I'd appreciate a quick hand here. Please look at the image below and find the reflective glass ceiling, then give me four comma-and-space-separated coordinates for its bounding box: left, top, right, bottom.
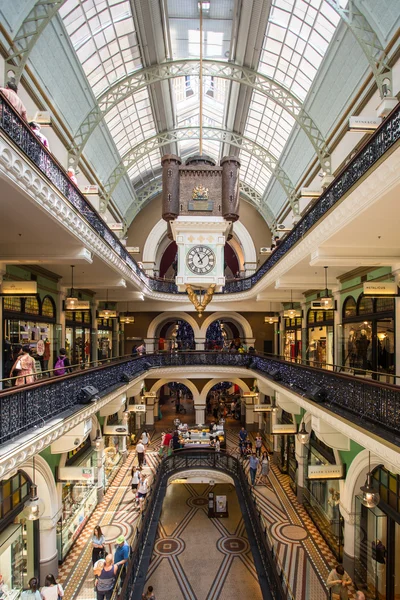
60, 0, 343, 221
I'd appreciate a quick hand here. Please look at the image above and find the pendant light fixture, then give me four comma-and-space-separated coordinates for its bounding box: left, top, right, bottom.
284, 290, 302, 318
264, 301, 279, 324
119, 302, 135, 324
65, 265, 78, 310
270, 397, 278, 413
94, 428, 102, 450
98, 289, 117, 318
360, 452, 380, 508
22, 456, 45, 521
297, 421, 310, 445
317, 266, 335, 310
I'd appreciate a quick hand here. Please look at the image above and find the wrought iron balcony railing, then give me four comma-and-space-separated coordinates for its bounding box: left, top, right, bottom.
2, 351, 400, 451
1, 94, 399, 295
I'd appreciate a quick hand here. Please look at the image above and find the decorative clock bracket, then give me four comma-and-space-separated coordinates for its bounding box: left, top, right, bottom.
185, 283, 216, 317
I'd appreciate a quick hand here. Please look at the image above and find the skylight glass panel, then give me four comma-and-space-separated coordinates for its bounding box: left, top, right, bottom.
105, 90, 156, 156
239, 150, 271, 195
244, 92, 295, 159
258, 0, 340, 101
128, 150, 161, 187
60, 0, 142, 97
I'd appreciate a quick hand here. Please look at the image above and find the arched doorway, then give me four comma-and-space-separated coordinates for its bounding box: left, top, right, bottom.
205, 320, 240, 350
150, 378, 199, 426
159, 320, 195, 351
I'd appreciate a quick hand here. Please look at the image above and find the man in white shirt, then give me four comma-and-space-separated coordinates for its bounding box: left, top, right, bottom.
136, 441, 145, 467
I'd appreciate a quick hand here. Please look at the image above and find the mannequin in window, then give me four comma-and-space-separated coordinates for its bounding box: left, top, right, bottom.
43, 337, 51, 373
356, 329, 369, 369
347, 328, 356, 367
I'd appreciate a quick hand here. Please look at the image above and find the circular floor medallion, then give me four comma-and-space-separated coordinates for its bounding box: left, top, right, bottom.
280, 524, 308, 542
154, 537, 185, 556
188, 497, 208, 507
217, 536, 250, 555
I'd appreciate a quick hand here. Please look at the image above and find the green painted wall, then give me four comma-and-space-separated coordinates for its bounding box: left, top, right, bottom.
40, 446, 61, 477
339, 440, 365, 470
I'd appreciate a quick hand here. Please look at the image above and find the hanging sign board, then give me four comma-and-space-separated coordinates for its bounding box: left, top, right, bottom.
128, 405, 146, 413
363, 282, 398, 296
254, 404, 273, 412
307, 464, 344, 480
272, 423, 297, 434
0, 281, 37, 296
58, 467, 95, 482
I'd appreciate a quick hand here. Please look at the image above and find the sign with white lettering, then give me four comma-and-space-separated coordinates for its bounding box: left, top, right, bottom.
272, 423, 297, 434
363, 282, 398, 296
308, 464, 344, 480
254, 404, 273, 412
128, 405, 146, 413
58, 467, 95, 481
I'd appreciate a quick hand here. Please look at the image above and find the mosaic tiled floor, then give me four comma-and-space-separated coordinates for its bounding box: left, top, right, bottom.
59, 423, 349, 600
146, 483, 263, 600
59, 437, 160, 600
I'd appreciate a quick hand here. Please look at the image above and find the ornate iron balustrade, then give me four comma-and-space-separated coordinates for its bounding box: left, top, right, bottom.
121, 449, 285, 600
2, 351, 400, 450
0, 94, 399, 296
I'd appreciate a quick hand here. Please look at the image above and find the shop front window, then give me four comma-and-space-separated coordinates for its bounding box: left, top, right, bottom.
0, 524, 24, 598
304, 435, 343, 559
340, 294, 394, 378
306, 310, 334, 369
283, 318, 302, 361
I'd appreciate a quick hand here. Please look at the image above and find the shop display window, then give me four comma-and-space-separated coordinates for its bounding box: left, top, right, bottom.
0, 524, 24, 600
304, 434, 343, 559
340, 294, 394, 378
355, 497, 387, 600
306, 310, 334, 369
283, 317, 302, 361
66, 311, 92, 365
57, 482, 97, 561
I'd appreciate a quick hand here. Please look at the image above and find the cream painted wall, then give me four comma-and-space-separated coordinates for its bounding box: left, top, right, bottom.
126, 196, 271, 266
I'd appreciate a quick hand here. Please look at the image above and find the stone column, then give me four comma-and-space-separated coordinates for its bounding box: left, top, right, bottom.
57, 285, 67, 348
144, 338, 155, 353
333, 289, 341, 368
145, 396, 155, 427
341, 508, 356, 580
153, 394, 159, 421
243, 262, 257, 276
395, 296, 400, 379
300, 302, 307, 362
95, 442, 105, 502
39, 518, 58, 580
0, 265, 6, 384
112, 319, 118, 358
195, 338, 205, 350
295, 440, 307, 503
119, 322, 125, 357
194, 404, 205, 425
91, 298, 99, 364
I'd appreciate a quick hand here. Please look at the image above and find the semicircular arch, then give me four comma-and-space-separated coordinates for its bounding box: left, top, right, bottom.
147, 312, 201, 340
149, 378, 200, 402
200, 378, 251, 402
200, 312, 253, 341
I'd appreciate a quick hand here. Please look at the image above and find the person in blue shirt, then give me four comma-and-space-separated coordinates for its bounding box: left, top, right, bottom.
248, 453, 259, 486
238, 427, 247, 455
114, 535, 130, 569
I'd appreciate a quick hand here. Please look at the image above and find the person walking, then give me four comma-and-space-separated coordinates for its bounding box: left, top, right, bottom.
136, 440, 145, 467
54, 348, 71, 376
114, 536, 130, 569
259, 451, 270, 485
326, 564, 352, 600
21, 578, 41, 600
142, 586, 156, 600
255, 433, 262, 457
95, 554, 118, 600
137, 474, 149, 512
29, 122, 50, 150
12, 345, 36, 386
141, 430, 149, 447
131, 466, 141, 497
215, 438, 220, 461
91, 526, 106, 565
40, 575, 64, 600
162, 430, 173, 456
249, 452, 259, 486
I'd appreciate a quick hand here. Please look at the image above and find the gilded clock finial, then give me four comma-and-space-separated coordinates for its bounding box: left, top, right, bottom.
185, 283, 216, 316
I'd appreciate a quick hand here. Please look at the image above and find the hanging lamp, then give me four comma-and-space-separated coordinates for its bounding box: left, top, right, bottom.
98, 289, 117, 318
284, 290, 301, 318
360, 452, 380, 508
318, 266, 335, 309
22, 456, 45, 521
65, 265, 79, 310
265, 301, 279, 324
297, 421, 310, 445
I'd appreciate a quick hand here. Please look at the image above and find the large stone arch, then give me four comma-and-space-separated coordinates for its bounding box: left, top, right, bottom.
340, 449, 383, 517
149, 378, 200, 403
20, 454, 60, 578
141, 219, 258, 278
147, 312, 201, 340
200, 312, 253, 341
200, 378, 251, 404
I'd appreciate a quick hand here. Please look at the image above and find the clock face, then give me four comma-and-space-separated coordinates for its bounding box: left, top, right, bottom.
186, 246, 216, 274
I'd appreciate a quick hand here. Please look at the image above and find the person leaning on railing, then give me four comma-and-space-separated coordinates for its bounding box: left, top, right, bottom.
11, 344, 36, 386
0, 80, 28, 121
94, 554, 118, 600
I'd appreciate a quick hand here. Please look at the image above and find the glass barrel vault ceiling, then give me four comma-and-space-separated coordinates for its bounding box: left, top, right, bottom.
59, 0, 343, 220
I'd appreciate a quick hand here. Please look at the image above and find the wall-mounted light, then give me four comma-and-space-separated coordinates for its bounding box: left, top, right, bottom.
94, 428, 102, 450
22, 457, 45, 521
297, 421, 310, 445
360, 452, 380, 509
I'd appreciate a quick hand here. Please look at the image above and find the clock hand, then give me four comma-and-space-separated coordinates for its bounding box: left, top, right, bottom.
196, 252, 204, 265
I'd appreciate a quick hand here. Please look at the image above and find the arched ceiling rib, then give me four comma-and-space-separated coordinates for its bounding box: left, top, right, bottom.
3, 0, 394, 225
102, 126, 299, 214
68, 59, 330, 173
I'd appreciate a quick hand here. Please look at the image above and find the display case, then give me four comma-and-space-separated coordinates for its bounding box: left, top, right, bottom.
0, 523, 23, 600
57, 484, 97, 561
178, 426, 226, 449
